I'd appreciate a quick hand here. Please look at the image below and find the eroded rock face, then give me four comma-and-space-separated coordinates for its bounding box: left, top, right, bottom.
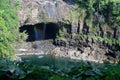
51, 44, 108, 63
18, 0, 73, 25
17, 0, 120, 63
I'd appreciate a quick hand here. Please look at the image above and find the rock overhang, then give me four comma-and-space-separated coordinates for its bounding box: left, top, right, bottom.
18, 0, 73, 26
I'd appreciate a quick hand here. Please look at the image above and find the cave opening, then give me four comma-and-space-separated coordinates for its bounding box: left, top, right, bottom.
45, 23, 59, 39
19, 24, 34, 41
19, 22, 59, 42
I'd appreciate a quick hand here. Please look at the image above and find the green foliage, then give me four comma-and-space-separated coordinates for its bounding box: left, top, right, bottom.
67, 4, 86, 23
68, 61, 120, 80
0, 59, 69, 80
0, 58, 28, 79
55, 24, 68, 41
0, 58, 120, 80
0, 0, 27, 58
14, 0, 21, 8
49, 75, 66, 80
85, 15, 93, 28
55, 36, 67, 41
71, 0, 120, 46
87, 34, 117, 45
0, 10, 14, 58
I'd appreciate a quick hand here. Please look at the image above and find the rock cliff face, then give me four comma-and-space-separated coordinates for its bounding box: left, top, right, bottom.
17, 0, 120, 63
18, 0, 73, 25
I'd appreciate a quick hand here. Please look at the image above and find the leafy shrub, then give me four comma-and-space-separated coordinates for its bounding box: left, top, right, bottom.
68, 61, 120, 80
0, 59, 68, 80
0, 58, 120, 80
0, 0, 27, 58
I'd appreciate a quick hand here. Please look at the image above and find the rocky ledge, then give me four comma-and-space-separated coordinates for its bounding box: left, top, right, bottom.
50, 46, 106, 63
15, 39, 120, 63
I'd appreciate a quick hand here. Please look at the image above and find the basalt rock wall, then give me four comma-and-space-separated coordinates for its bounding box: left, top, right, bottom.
17, 0, 120, 63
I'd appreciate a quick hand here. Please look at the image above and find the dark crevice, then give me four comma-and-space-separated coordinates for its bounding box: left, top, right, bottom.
45, 23, 59, 39
19, 22, 59, 42
19, 25, 35, 42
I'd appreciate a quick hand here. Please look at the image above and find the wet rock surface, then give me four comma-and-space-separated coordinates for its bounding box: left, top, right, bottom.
16, 40, 55, 56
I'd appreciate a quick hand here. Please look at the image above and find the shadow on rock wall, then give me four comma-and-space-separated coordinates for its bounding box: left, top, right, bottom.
19, 22, 66, 42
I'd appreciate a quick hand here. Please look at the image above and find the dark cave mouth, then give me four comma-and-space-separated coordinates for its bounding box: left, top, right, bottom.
19, 22, 59, 42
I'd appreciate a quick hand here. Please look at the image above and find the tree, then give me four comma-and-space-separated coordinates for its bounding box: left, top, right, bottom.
0, 0, 26, 58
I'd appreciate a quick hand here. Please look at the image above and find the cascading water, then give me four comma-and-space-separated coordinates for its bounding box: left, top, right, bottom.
34, 27, 39, 40
33, 0, 59, 53
42, 0, 59, 39
34, 26, 44, 40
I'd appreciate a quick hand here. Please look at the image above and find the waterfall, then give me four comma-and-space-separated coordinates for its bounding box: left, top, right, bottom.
34, 26, 44, 53
34, 27, 44, 41
34, 27, 39, 40
34, 0, 59, 41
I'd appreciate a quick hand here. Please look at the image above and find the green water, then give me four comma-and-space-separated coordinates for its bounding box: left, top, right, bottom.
20, 55, 80, 70
20, 54, 103, 73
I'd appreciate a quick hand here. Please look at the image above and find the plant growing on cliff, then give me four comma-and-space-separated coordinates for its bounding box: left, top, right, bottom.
88, 34, 117, 45
55, 24, 68, 41
71, 0, 120, 46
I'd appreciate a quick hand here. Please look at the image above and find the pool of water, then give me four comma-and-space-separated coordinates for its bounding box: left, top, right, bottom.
19, 54, 103, 73
20, 54, 81, 71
